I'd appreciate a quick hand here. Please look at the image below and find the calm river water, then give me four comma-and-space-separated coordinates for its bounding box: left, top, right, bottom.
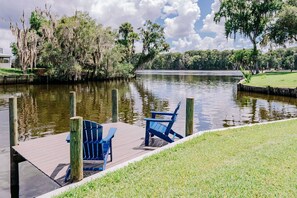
1, 71, 297, 197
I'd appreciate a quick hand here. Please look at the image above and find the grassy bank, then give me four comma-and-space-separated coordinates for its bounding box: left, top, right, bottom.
0, 68, 30, 76
244, 72, 297, 88
58, 119, 297, 197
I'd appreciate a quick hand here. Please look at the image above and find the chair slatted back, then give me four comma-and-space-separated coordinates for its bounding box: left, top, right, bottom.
83, 120, 103, 160
165, 102, 181, 135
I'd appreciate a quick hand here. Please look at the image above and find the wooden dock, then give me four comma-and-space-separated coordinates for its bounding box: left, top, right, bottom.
8, 91, 190, 197
13, 122, 166, 186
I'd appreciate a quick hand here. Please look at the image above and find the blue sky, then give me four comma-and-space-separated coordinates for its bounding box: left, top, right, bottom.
0, 0, 253, 55
197, 0, 213, 36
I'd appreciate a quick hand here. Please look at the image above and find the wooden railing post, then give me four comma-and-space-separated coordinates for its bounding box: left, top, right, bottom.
70, 91, 76, 117
185, 98, 194, 137
70, 116, 83, 182
9, 97, 19, 197
112, 89, 118, 123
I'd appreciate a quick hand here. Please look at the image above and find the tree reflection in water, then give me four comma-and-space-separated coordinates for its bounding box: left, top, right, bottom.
0, 74, 296, 142
0, 80, 169, 141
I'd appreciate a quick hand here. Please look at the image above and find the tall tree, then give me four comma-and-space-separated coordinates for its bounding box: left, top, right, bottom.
119, 22, 133, 43
118, 22, 139, 63
136, 20, 169, 70
214, 0, 282, 73
29, 10, 46, 36
262, 1, 297, 46
10, 11, 39, 72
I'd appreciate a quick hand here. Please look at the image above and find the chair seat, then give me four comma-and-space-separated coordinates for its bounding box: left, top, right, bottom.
150, 122, 167, 134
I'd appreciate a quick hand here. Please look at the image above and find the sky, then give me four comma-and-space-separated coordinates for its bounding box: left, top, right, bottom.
0, 0, 255, 55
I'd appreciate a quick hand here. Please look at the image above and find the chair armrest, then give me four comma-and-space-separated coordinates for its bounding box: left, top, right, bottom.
144, 118, 172, 122
100, 128, 116, 144
151, 111, 175, 116
66, 133, 70, 143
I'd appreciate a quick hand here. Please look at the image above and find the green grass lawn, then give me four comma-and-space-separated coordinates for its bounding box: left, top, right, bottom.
244, 72, 297, 88
0, 68, 25, 76
57, 119, 297, 197
0, 68, 36, 76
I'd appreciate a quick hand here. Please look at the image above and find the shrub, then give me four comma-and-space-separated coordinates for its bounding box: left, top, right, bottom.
240, 66, 252, 83
114, 63, 134, 78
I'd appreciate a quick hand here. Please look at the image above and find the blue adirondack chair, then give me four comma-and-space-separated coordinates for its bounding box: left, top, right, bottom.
144, 102, 183, 146
65, 120, 116, 182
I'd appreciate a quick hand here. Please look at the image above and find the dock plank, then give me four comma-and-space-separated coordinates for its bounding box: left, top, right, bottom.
13, 122, 164, 186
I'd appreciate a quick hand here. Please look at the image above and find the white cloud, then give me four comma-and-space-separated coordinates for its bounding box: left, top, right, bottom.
171, 34, 201, 51
139, 0, 167, 22
201, 0, 224, 34
91, 1, 140, 28
90, 0, 166, 29
0, 0, 94, 24
171, 33, 235, 52
164, 0, 200, 38
0, 29, 15, 55
236, 38, 253, 49
170, 0, 234, 52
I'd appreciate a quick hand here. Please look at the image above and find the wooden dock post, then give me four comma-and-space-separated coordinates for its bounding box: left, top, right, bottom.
70, 116, 83, 182
185, 98, 194, 136
70, 91, 76, 117
9, 97, 19, 197
112, 89, 118, 123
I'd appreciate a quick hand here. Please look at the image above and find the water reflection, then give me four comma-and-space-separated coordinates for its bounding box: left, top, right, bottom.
0, 80, 170, 141
0, 74, 296, 143
236, 91, 297, 123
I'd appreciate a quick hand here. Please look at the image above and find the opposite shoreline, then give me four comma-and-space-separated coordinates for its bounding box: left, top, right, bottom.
0, 74, 134, 85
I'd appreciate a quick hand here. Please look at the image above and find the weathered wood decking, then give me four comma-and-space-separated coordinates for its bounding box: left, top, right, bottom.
13, 122, 166, 186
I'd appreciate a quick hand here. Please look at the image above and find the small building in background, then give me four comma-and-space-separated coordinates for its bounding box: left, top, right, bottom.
0, 48, 11, 68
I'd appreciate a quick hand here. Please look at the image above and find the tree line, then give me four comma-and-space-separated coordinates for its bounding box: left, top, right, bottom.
10, 7, 168, 80
142, 47, 297, 71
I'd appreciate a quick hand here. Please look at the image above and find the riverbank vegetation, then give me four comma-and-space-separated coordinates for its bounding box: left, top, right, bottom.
243, 72, 297, 88
142, 47, 297, 71
8, 1, 296, 81
57, 119, 297, 197
10, 7, 168, 81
